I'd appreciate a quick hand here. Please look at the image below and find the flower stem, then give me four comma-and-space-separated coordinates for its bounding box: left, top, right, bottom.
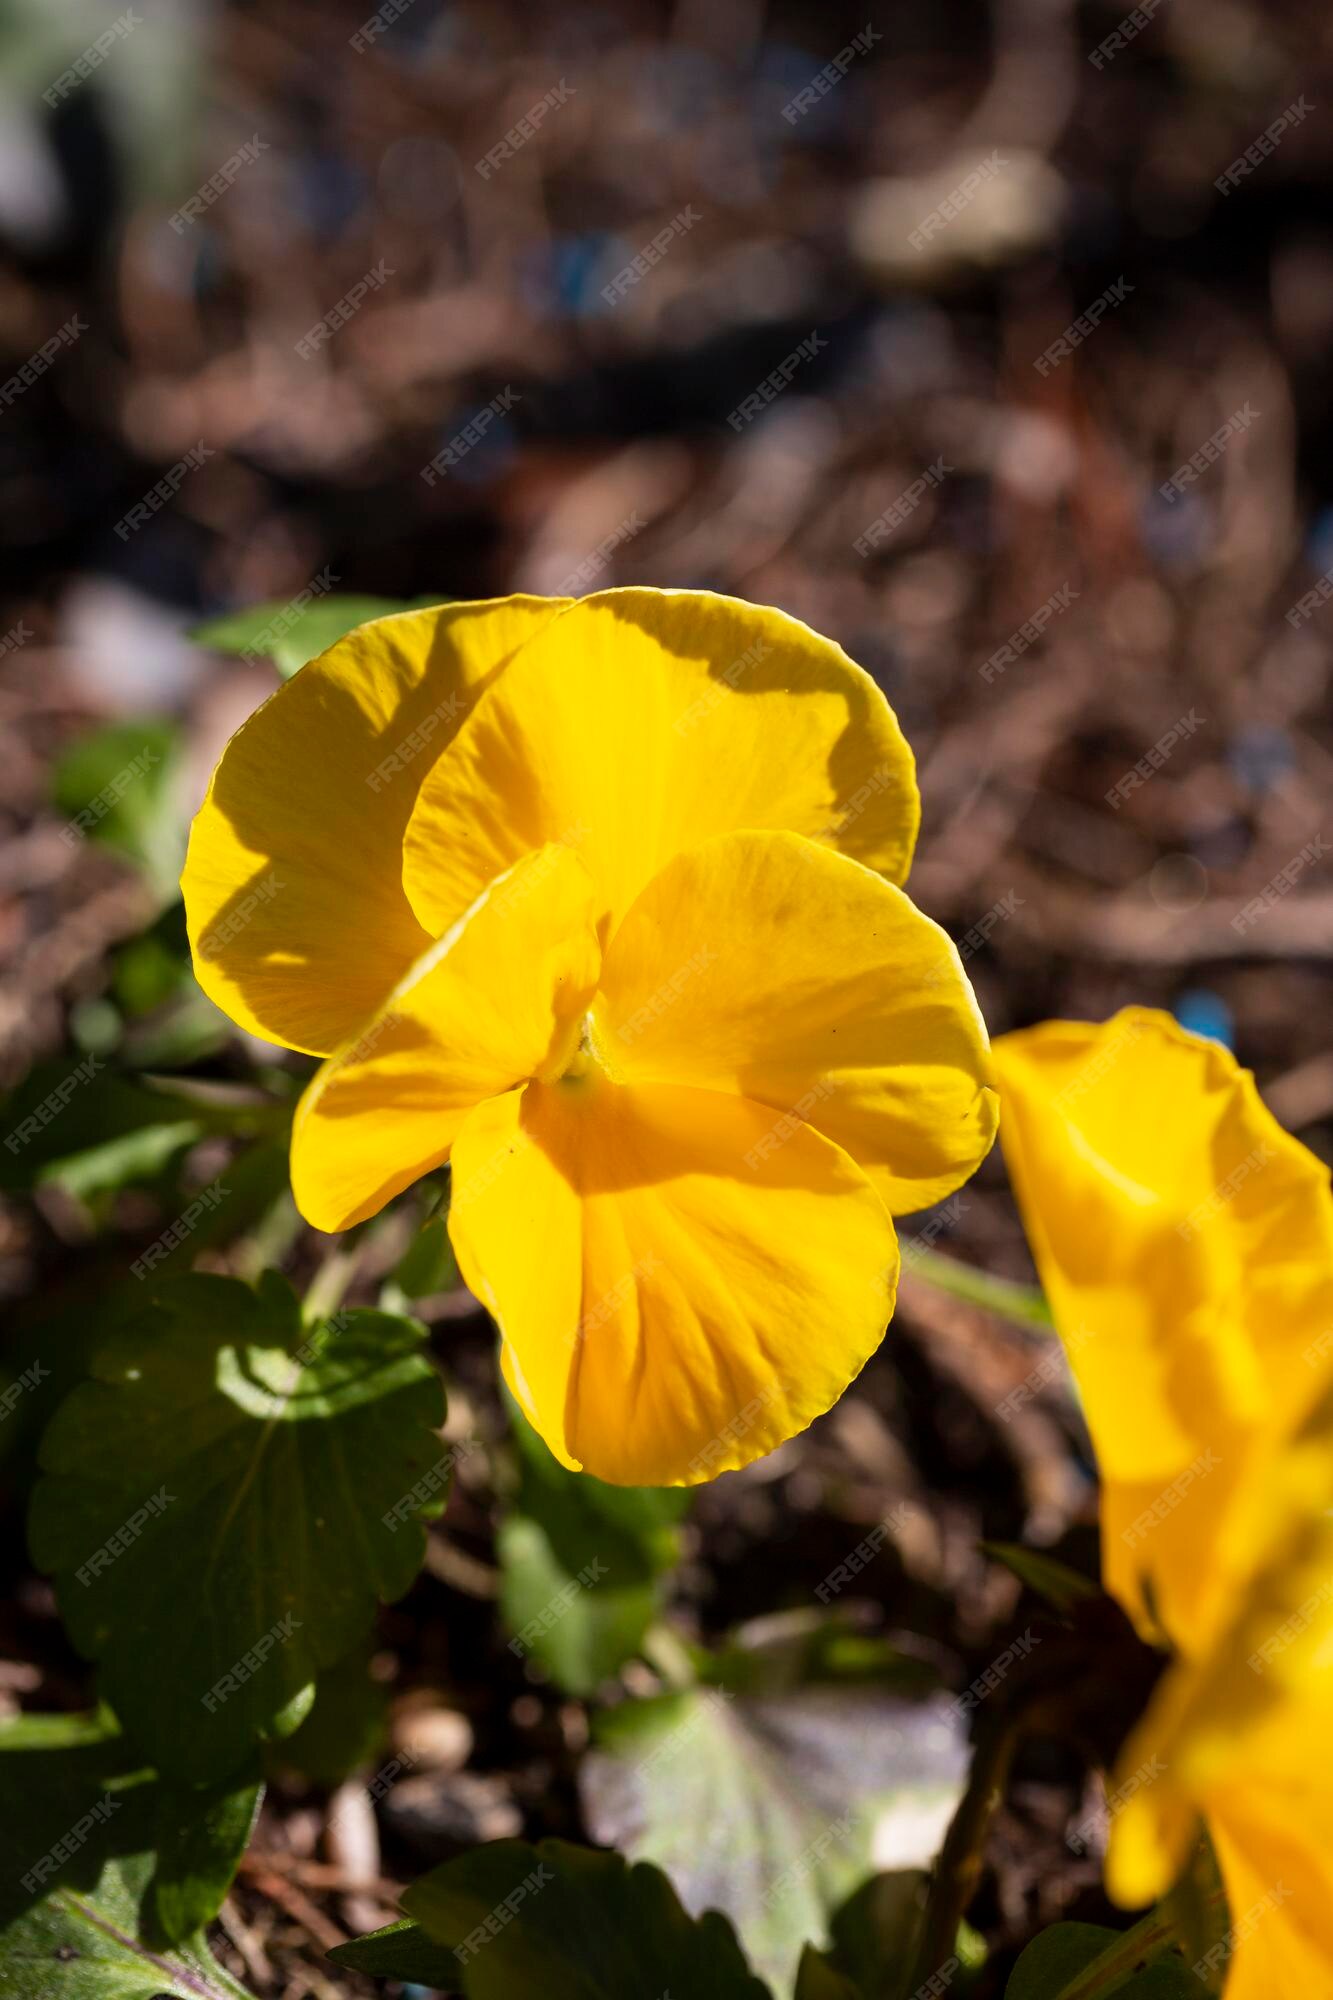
904, 1704, 1022, 1995
642, 1623, 698, 1690
902, 1246, 1054, 1330
303, 1245, 357, 1323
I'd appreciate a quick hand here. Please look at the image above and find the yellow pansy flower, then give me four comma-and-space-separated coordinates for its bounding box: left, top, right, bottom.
184, 588, 998, 1485
993, 1007, 1333, 1993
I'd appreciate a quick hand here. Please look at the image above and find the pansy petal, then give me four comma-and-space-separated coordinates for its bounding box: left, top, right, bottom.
447, 1076, 899, 1486
290, 845, 601, 1234
1207, 1814, 1333, 2000
1106, 1391, 1333, 1983
993, 1007, 1333, 1653
1112, 1778, 1333, 1999
183, 595, 567, 1054
595, 829, 997, 1214
445, 1086, 582, 1471
401, 587, 920, 943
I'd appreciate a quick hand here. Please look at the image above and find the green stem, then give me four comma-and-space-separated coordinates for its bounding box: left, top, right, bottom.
904, 1705, 1021, 1995
303, 1245, 357, 1323
231, 1192, 301, 1283
902, 1246, 1053, 1331
641, 1623, 698, 1690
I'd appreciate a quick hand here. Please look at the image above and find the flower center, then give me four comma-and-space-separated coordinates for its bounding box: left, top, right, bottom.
540, 1006, 616, 1090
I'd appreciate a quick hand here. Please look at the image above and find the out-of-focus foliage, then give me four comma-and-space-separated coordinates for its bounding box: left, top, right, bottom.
193, 594, 446, 680
582, 1685, 968, 1993
498, 1393, 689, 1695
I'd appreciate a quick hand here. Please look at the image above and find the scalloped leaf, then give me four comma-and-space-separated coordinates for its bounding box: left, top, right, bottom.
29, 1272, 446, 1783
580, 1686, 968, 1995
331, 1838, 773, 1997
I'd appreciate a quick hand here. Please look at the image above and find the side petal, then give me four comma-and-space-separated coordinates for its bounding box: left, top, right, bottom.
596, 828, 997, 1214
290, 845, 601, 1233
993, 1008, 1333, 1654
400, 587, 920, 943
183, 595, 567, 1054
447, 1076, 899, 1486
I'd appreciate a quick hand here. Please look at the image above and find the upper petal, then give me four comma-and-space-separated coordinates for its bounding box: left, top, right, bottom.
446, 1075, 899, 1486
290, 844, 601, 1233
400, 587, 920, 944
596, 829, 997, 1215
183, 595, 568, 1054
993, 1007, 1333, 1653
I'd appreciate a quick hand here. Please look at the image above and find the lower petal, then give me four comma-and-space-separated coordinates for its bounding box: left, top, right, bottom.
447, 1077, 899, 1486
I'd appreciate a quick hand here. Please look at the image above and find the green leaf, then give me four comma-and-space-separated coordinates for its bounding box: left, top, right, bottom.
52, 718, 184, 900
393, 1211, 458, 1298
0, 1061, 285, 1206
1006, 1919, 1196, 1999
500, 1513, 656, 1696
0, 1290, 113, 1479
112, 902, 232, 1070
269, 1644, 388, 1786
499, 1395, 688, 1695
795, 1944, 864, 2000
819, 1870, 935, 1999
152, 1774, 260, 1945
798, 1871, 989, 1998
157, 1137, 294, 1269
1161, 1835, 1229, 1995
332, 1837, 773, 1998
327, 1914, 458, 1985
580, 1685, 968, 1996
29, 1272, 447, 1783
1007, 1925, 1123, 1998
981, 1544, 1101, 1614
0, 1062, 203, 1198
0, 1710, 257, 1997
113, 920, 193, 1019
192, 595, 447, 679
